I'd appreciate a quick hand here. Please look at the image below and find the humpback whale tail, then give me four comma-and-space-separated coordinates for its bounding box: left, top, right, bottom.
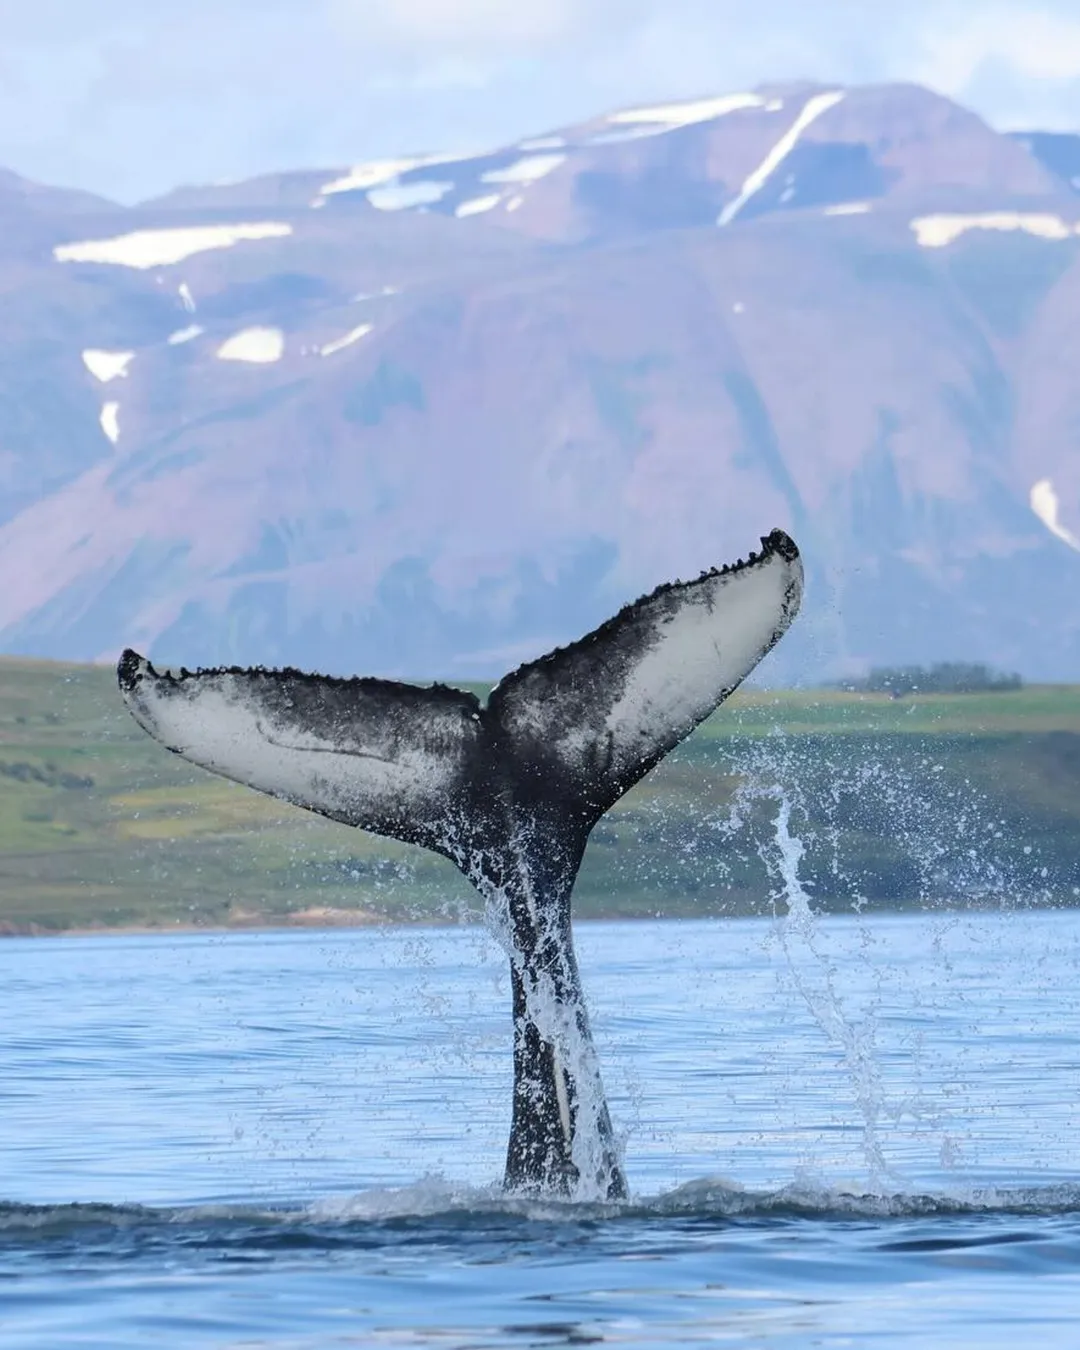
118, 528, 803, 1200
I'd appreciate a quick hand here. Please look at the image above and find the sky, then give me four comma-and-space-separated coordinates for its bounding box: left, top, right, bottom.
5, 0, 1080, 202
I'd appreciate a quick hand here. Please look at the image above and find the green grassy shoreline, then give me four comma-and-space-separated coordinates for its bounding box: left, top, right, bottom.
2, 656, 1078, 936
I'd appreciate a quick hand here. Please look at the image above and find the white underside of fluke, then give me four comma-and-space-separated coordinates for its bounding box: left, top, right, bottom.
119, 658, 477, 845
603, 548, 800, 761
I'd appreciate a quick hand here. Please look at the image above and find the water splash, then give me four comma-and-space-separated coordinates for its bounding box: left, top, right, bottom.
719, 747, 901, 1186
723, 730, 1052, 913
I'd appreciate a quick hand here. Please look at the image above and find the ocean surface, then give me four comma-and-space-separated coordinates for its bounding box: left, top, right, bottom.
2, 909, 1080, 1347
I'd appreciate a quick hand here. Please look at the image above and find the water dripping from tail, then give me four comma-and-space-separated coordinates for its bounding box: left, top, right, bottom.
473, 856, 627, 1204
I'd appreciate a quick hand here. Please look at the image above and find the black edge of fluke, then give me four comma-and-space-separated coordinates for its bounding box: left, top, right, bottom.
117, 648, 143, 693
762, 528, 799, 562
494, 526, 801, 691
116, 648, 477, 709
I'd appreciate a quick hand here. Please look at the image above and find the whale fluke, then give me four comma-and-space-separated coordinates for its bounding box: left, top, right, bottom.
116, 650, 484, 860
118, 528, 803, 1199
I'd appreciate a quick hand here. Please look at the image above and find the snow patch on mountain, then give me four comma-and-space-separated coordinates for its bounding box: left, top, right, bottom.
911, 212, 1076, 247
368, 180, 454, 211
587, 126, 669, 146
319, 323, 373, 357
455, 194, 501, 218
54, 223, 292, 269
1031, 479, 1080, 552
167, 325, 203, 345
718, 90, 845, 226
825, 201, 872, 216
321, 154, 467, 197
608, 92, 767, 133
481, 154, 566, 185
100, 402, 119, 444
82, 350, 134, 383
352, 286, 399, 302
217, 327, 284, 363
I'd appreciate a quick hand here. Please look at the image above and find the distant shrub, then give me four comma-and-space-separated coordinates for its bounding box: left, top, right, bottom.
841, 662, 1023, 697
0, 760, 94, 789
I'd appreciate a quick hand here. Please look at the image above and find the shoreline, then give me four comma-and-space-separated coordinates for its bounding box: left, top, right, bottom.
0, 905, 396, 939
4, 897, 1079, 940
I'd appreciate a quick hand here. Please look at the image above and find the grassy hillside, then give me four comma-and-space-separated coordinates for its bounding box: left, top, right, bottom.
1, 656, 1078, 934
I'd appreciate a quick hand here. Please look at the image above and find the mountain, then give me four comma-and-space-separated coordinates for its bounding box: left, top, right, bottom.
0, 81, 1079, 682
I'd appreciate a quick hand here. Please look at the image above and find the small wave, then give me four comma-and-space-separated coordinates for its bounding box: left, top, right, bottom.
0, 1199, 295, 1240
644, 1175, 1080, 1221
0, 1201, 158, 1234
308, 1175, 627, 1224
4, 1175, 1080, 1242
313, 1174, 1080, 1225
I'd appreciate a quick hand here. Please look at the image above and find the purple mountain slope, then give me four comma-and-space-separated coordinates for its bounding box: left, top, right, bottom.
1, 81, 1079, 680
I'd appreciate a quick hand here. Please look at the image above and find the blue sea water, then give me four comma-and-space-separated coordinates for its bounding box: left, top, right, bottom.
2, 910, 1080, 1347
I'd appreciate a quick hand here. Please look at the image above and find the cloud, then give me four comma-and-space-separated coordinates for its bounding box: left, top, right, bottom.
912, 4, 1080, 129
1, 0, 1079, 202
907, 3, 1080, 130
336, 0, 579, 50
917, 5, 1080, 88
